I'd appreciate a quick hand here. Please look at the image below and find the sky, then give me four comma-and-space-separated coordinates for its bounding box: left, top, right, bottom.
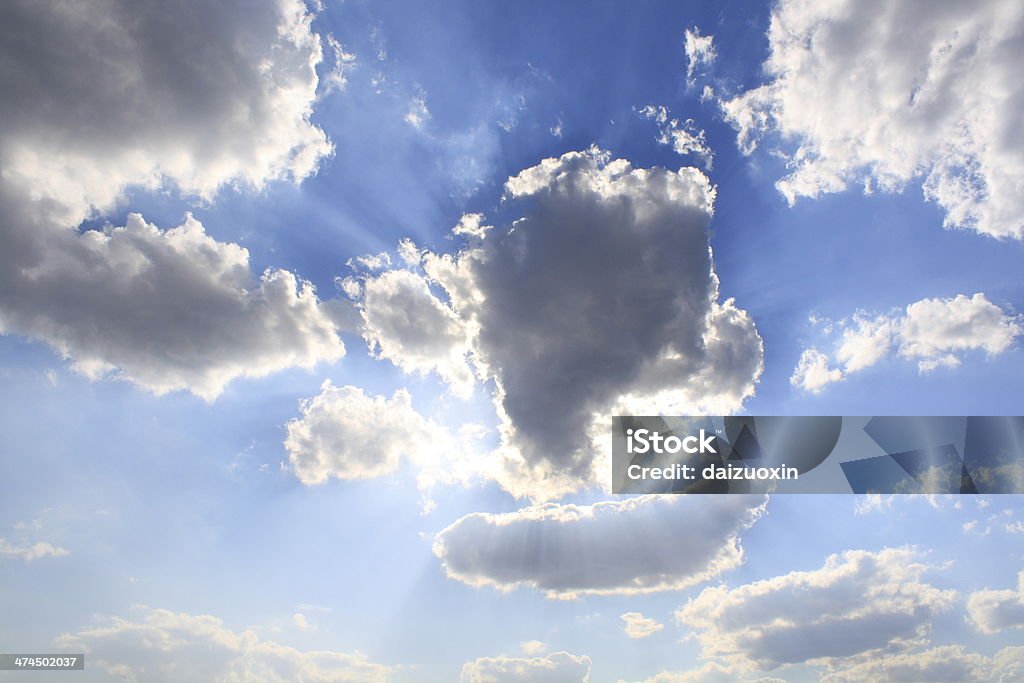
1, 0, 1024, 681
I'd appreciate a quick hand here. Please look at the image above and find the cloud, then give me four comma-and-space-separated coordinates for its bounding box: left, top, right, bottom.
405, 93, 431, 129
421, 148, 763, 500
637, 106, 713, 169
322, 34, 357, 96
292, 613, 316, 632
0, 537, 69, 562
631, 662, 784, 683
459, 651, 591, 683
676, 548, 956, 670
821, 645, 1024, 683
721, 0, 1024, 239
347, 252, 392, 271
0, 211, 345, 400
620, 612, 664, 639
284, 380, 479, 491
56, 607, 392, 683
284, 381, 424, 483
899, 294, 1021, 363
791, 293, 1021, 392
790, 348, 844, 393
433, 495, 766, 599
519, 641, 547, 656
967, 571, 1024, 634
0, 0, 345, 398
353, 269, 475, 397
0, 0, 331, 223
683, 27, 717, 85
452, 213, 493, 239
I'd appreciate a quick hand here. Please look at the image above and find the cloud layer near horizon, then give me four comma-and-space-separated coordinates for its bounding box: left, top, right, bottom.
460, 651, 591, 683
56, 607, 392, 683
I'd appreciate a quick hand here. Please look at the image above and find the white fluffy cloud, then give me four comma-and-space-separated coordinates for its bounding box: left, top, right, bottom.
284, 380, 479, 493
790, 348, 843, 393
433, 495, 766, 599
354, 269, 475, 397
676, 548, 956, 670
55, 607, 392, 683
967, 571, 1024, 634
452, 213, 493, 239
0, 537, 69, 562
419, 148, 762, 500
722, 0, 1024, 239
620, 612, 664, 640
791, 293, 1021, 392
821, 645, 1024, 683
460, 651, 591, 683
0, 0, 345, 398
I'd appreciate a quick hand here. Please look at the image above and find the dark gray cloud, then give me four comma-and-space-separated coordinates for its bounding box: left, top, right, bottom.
433, 495, 766, 598
420, 149, 763, 499
0, 0, 346, 397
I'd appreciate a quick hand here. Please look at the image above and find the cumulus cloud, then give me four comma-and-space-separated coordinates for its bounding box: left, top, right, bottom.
0, 537, 69, 562
1, 212, 345, 400
519, 641, 547, 656
676, 548, 957, 670
967, 571, 1024, 634
683, 27, 717, 85
791, 293, 1021, 392
433, 495, 766, 599
620, 612, 664, 639
721, 0, 1024, 239
637, 106, 714, 169
352, 269, 475, 397
0, 0, 344, 398
790, 349, 843, 393
459, 651, 591, 683
311, 149, 761, 501
0, 0, 331, 223
284, 380, 480, 494
451, 213, 493, 239
821, 645, 1024, 683
56, 607, 392, 683
421, 148, 763, 500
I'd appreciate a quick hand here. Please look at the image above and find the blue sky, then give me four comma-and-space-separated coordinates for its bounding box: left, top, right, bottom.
2, 1, 1024, 681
